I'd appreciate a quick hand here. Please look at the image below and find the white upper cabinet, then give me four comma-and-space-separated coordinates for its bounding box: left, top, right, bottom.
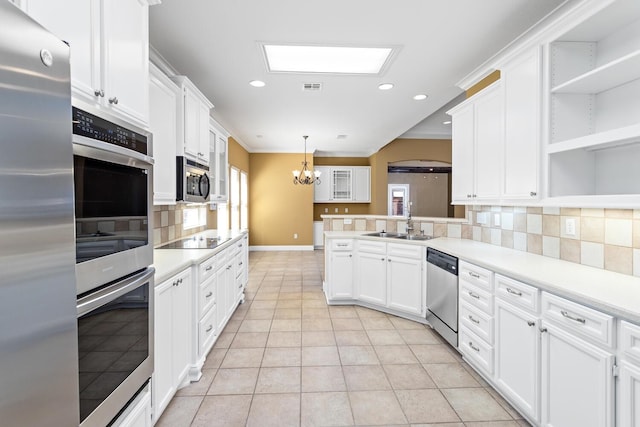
149, 63, 179, 205
449, 81, 503, 204
209, 119, 229, 202
25, 0, 152, 128
545, 0, 640, 207
502, 46, 542, 201
314, 166, 371, 203
171, 76, 213, 165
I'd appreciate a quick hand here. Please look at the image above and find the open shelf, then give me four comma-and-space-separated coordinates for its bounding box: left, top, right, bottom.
551, 49, 640, 94
546, 123, 640, 154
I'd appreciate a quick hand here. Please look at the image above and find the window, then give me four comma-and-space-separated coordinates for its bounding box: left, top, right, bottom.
230, 167, 240, 230
240, 170, 248, 230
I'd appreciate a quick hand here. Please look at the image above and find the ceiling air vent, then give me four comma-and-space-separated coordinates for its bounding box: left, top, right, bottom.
302, 83, 322, 92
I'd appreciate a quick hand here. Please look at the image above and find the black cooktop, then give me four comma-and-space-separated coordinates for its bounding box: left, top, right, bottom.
157, 236, 230, 249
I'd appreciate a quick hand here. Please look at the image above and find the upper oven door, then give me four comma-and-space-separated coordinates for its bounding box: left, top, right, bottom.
74, 143, 153, 295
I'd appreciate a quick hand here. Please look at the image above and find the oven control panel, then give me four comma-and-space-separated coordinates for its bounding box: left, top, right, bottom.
72, 107, 148, 155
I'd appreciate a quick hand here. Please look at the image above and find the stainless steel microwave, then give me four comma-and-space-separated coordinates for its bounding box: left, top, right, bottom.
177, 156, 210, 203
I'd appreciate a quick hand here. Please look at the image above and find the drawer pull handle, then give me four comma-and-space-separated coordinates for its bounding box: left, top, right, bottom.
238, 262, 243, 266
238, 283, 243, 289
527, 321, 535, 327
506, 287, 522, 296
205, 266, 213, 271
337, 243, 347, 247
561, 310, 586, 324
468, 315, 480, 324
381, 258, 385, 261
206, 325, 213, 333
206, 292, 213, 298
468, 291, 480, 299
469, 341, 480, 352
468, 272, 480, 279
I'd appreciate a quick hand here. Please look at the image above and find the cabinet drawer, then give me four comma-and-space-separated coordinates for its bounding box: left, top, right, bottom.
495, 274, 539, 313
330, 239, 353, 251
460, 328, 494, 375
460, 279, 493, 315
199, 306, 217, 355
459, 261, 493, 291
620, 320, 640, 365
542, 292, 614, 349
199, 276, 216, 317
199, 255, 217, 283
460, 301, 494, 345
357, 239, 386, 254
387, 243, 423, 260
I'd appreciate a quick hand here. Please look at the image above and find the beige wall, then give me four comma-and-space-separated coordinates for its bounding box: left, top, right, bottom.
368, 138, 464, 217
249, 153, 314, 246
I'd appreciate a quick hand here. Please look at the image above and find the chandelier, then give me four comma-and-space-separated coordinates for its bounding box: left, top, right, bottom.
292, 135, 321, 185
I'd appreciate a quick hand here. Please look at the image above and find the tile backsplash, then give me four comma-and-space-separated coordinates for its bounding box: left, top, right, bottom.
153, 204, 207, 246
323, 206, 640, 277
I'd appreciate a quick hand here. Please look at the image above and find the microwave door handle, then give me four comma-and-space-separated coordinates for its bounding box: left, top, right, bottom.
200, 173, 210, 199
77, 267, 154, 317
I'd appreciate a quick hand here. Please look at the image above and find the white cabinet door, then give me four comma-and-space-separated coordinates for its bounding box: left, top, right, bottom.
332, 168, 353, 201
314, 166, 332, 202
25, 0, 101, 105
329, 251, 354, 299
153, 278, 175, 418
474, 84, 502, 200
102, 0, 149, 125
149, 64, 179, 205
215, 135, 228, 200
386, 256, 423, 316
495, 299, 539, 423
541, 322, 615, 427
198, 102, 211, 164
183, 87, 201, 160
353, 166, 371, 202
173, 269, 192, 387
451, 102, 475, 202
502, 46, 541, 200
619, 360, 640, 427
215, 261, 228, 332
356, 252, 387, 305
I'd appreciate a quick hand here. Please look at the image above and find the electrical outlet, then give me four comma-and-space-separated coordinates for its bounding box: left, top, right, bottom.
494, 213, 501, 227
344, 219, 352, 225
345, 208, 349, 213
293, 233, 298, 239
324, 208, 328, 213
334, 208, 338, 213
565, 218, 576, 236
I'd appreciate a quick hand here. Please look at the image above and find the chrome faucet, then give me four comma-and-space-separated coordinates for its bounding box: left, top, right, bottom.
406, 202, 413, 235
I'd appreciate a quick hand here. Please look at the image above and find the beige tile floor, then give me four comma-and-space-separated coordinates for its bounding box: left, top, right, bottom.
157, 250, 533, 427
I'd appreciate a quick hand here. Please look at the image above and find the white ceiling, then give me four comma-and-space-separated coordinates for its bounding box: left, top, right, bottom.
149, 0, 565, 156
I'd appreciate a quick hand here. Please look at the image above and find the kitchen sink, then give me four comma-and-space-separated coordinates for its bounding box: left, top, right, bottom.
364, 231, 400, 238
393, 234, 433, 241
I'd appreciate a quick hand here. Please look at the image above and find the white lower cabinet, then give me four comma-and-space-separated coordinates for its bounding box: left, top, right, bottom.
495, 298, 540, 423
386, 244, 424, 316
618, 361, 640, 427
356, 244, 387, 306
540, 321, 615, 427
153, 268, 191, 422
326, 239, 354, 300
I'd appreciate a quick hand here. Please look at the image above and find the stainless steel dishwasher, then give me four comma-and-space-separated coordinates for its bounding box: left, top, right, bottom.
426, 248, 459, 348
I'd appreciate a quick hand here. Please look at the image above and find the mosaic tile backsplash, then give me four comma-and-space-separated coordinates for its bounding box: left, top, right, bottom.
153, 204, 207, 246
324, 206, 640, 277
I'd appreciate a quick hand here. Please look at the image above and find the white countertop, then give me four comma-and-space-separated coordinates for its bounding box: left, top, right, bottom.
325, 231, 640, 324
153, 230, 247, 283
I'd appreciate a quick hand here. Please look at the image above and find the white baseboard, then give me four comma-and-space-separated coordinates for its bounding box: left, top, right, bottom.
249, 245, 315, 251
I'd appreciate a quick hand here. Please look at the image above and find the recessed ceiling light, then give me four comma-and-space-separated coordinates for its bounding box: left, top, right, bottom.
378, 83, 394, 90
413, 94, 428, 101
262, 44, 394, 74
443, 120, 452, 125
249, 80, 266, 87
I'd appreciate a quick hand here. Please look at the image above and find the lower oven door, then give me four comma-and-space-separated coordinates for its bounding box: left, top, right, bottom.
77, 267, 154, 427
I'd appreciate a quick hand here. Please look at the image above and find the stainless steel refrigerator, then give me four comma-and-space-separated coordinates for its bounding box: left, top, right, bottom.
0, 2, 79, 426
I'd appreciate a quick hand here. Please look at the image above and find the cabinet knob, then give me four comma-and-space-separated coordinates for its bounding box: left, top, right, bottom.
539, 327, 548, 333
527, 321, 535, 327
467, 194, 472, 198
108, 96, 119, 105
530, 191, 537, 197
473, 194, 477, 198
94, 89, 104, 97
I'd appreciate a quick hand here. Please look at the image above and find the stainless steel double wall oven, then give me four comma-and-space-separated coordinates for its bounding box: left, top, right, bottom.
72, 101, 155, 427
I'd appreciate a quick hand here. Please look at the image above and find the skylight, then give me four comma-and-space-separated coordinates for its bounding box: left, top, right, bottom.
262, 44, 394, 75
